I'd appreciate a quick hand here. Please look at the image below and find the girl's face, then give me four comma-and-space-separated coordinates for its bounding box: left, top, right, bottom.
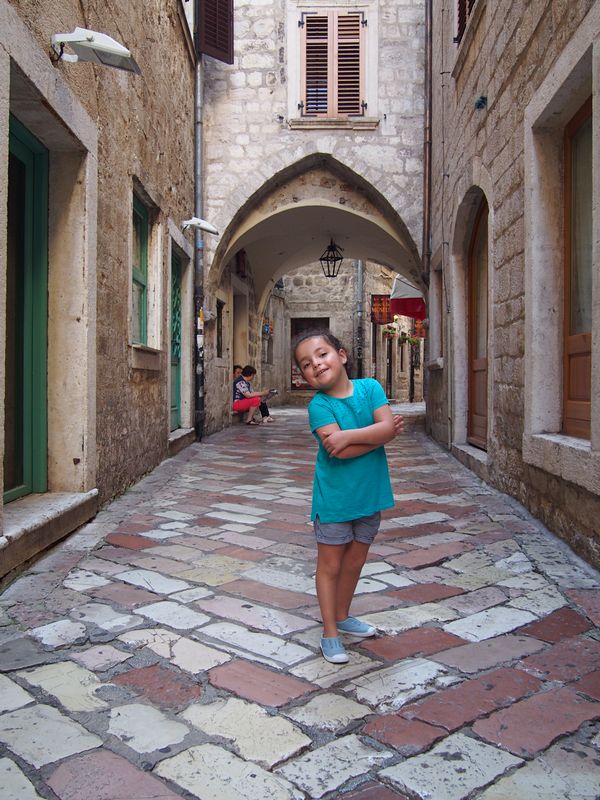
295, 336, 350, 394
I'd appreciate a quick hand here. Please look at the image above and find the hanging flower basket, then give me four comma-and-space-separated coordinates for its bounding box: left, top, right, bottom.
382, 325, 397, 339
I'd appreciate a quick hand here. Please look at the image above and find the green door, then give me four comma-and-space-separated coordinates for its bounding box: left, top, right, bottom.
170, 252, 182, 431
4, 117, 48, 503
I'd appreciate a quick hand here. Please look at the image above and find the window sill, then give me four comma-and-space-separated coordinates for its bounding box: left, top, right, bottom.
523, 432, 599, 495
288, 117, 380, 131
130, 344, 161, 372
451, 0, 487, 82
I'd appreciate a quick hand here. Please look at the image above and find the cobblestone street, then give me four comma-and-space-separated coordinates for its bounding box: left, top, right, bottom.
1, 407, 599, 799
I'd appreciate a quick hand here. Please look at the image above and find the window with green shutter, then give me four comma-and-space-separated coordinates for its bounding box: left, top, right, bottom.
132, 195, 148, 344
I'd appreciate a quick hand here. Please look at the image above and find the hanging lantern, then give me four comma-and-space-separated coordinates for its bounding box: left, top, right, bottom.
319, 239, 344, 278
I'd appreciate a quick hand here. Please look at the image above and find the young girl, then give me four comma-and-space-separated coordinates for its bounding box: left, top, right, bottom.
293, 330, 403, 663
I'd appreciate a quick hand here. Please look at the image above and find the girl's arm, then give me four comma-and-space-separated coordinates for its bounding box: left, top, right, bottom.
315, 407, 403, 459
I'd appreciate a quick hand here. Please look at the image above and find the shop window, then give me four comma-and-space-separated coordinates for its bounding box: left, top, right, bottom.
216, 299, 225, 358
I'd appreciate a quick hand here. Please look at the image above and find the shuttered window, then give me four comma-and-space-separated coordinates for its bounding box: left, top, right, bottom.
563, 98, 592, 439
196, 0, 233, 64
300, 10, 365, 118
455, 0, 478, 44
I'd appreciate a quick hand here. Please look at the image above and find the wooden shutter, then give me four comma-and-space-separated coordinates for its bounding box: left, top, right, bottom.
563, 99, 592, 438
196, 0, 233, 64
303, 15, 329, 116
335, 13, 362, 115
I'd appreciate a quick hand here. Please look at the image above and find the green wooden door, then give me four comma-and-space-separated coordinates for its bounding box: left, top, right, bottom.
170, 252, 182, 431
4, 117, 48, 503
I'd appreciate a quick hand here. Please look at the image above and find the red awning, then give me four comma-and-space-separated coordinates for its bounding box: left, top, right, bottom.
390, 277, 427, 320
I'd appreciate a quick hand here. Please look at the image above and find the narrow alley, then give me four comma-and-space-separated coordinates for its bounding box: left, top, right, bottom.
1, 408, 599, 799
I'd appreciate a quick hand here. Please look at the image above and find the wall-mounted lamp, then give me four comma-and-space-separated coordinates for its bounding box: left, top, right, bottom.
182, 217, 219, 235
51, 27, 140, 74
319, 239, 344, 278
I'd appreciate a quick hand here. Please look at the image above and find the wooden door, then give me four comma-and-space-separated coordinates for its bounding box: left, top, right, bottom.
467, 200, 488, 450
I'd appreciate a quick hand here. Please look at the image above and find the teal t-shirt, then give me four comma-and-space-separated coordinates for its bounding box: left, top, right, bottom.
307, 378, 395, 523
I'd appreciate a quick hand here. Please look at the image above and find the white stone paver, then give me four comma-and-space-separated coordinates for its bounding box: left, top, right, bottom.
212, 502, 273, 516
195, 595, 313, 635
354, 576, 390, 594
17, 662, 107, 712
108, 703, 188, 753
443, 606, 537, 642
62, 569, 111, 591
136, 600, 210, 630
507, 585, 567, 616
0, 674, 34, 712
0, 757, 44, 799
380, 732, 523, 800
441, 587, 508, 615
275, 734, 391, 798
241, 566, 316, 594
183, 697, 310, 768
359, 561, 394, 576
70, 602, 142, 632
0, 704, 102, 767
155, 743, 304, 800
385, 511, 451, 528
118, 627, 231, 672
177, 554, 255, 586
362, 602, 457, 634
346, 657, 449, 711
206, 510, 266, 525
497, 573, 553, 592
29, 620, 87, 648
494, 552, 533, 573
290, 652, 375, 688
479, 741, 600, 799
170, 586, 214, 603
210, 530, 274, 549
155, 510, 195, 521
70, 644, 133, 671
284, 692, 372, 731
114, 568, 191, 594
198, 622, 312, 666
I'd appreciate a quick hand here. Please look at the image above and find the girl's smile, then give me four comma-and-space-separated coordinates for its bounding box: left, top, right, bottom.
295, 336, 352, 397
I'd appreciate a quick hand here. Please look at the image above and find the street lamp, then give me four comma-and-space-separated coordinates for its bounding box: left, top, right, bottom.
319, 239, 344, 278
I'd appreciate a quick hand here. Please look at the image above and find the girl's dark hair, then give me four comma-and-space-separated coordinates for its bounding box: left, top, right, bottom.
241, 365, 257, 377
292, 329, 352, 376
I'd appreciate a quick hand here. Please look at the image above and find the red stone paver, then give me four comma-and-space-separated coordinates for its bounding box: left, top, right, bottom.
220, 578, 314, 608
47, 749, 181, 799
386, 583, 465, 604
572, 670, 600, 701
88, 582, 159, 607
472, 686, 600, 757
360, 628, 468, 660
518, 635, 600, 681
112, 664, 202, 711
519, 606, 592, 643
378, 522, 455, 541
433, 634, 548, 674
386, 541, 473, 569
566, 588, 600, 626
341, 780, 410, 799
402, 667, 542, 731
363, 714, 446, 755
215, 545, 270, 561
208, 659, 316, 706
94, 546, 139, 563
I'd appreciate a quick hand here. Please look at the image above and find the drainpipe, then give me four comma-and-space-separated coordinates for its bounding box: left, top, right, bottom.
193, 56, 205, 439
355, 259, 364, 378
422, 0, 432, 287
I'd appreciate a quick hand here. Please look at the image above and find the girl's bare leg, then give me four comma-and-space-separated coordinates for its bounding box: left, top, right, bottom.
315, 542, 347, 638
335, 541, 370, 622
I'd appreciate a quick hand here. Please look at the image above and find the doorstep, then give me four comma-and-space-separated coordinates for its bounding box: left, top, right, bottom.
1, 489, 98, 582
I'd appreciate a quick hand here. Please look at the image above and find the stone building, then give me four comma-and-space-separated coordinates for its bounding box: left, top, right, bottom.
199, 0, 427, 433
1, 0, 197, 578
426, 1, 600, 566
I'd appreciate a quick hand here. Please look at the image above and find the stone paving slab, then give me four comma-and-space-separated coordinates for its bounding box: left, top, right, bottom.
1, 409, 599, 798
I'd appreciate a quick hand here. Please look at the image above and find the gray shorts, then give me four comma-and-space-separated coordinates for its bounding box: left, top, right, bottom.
314, 512, 381, 545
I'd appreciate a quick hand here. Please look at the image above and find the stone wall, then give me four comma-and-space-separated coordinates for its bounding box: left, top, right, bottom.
5, 0, 196, 502
428, 0, 600, 566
